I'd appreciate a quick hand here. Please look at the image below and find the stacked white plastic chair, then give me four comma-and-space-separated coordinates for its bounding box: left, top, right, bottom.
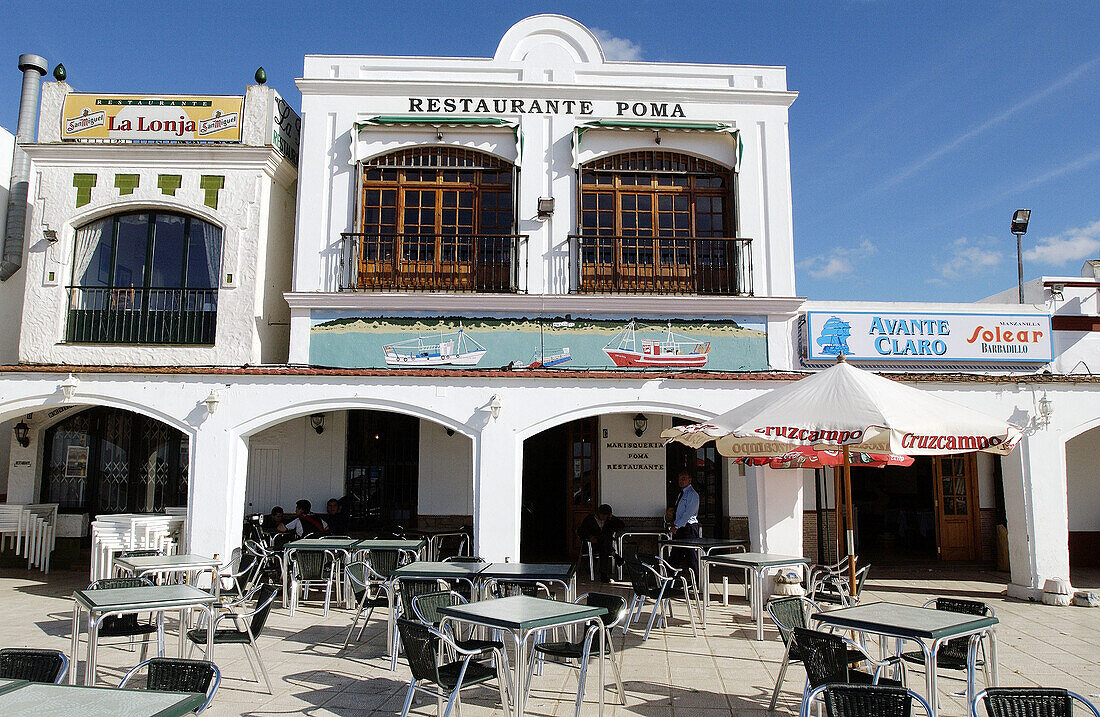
90, 512, 187, 581
0, 504, 28, 555
22, 504, 58, 573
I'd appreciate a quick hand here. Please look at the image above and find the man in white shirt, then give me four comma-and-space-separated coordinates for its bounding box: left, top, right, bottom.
278, 499, 328, 537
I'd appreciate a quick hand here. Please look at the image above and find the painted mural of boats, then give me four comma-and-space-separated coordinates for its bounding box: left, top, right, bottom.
527, 346, 572, 369
603, 321, 710, 368
382, 325, 487, 366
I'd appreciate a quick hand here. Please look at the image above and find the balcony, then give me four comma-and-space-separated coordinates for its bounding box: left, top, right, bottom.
571, 234, 753, 295
340, 233, 527, 293
66, 287, 218, 345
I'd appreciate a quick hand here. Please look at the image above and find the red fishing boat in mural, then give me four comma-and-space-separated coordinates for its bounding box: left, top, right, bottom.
603, 321, 710, 368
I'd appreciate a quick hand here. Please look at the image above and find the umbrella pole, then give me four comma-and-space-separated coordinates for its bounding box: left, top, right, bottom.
842, 445, 858, 596
833, 470, 843, 564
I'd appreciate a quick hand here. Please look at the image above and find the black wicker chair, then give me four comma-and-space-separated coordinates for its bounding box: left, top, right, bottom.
186, 583, 278, 694
288, 549, 337, 616
391, 578, 451, 671
527, 592, 628, 717
900, 598, 994, 679
88, 577, 162, 660
766, 596, 866, 710
972, 687, 1100, 717
801, 683, 933, 717
622, 554, 696, 641
342, 561, 390, 650
395, 618, 509, 717
0, 648, 68, 683
118, 657, 221, 713
793, 627, 908, 716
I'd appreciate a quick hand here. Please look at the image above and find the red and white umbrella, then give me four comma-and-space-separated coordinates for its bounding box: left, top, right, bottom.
737, 446, 915, 470
663, 358, 1022, 589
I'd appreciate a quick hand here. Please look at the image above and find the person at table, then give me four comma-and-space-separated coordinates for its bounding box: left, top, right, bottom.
278, 499, 328, 537
670, 471, 701, 575
324, 497, 349, 535
577, 503, 625, 582
262, 505, 285, 534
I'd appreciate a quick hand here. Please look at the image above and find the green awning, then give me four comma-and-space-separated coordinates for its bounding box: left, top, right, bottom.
353, 116, 522, 166
572, 120, 742, 172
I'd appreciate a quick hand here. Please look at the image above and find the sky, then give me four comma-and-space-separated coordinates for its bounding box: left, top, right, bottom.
1, 1, 1097, 303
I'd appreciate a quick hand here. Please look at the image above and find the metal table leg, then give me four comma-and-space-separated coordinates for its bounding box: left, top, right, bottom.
69, 602, 80, 685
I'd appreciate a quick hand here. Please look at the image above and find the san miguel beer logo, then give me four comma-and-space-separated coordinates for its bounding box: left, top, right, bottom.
61, 94, 244, 142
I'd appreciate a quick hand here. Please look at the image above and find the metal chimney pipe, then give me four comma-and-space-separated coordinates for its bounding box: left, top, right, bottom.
1, 53, 48, 281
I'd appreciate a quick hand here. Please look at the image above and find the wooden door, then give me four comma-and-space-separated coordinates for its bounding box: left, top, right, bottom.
565, 418, 599, 558
933, 454, 980, 561
400, 188, 437, 288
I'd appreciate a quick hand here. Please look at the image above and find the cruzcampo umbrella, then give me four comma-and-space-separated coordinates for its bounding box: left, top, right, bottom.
662, 357, 1022, 591
736, 446, 915, 470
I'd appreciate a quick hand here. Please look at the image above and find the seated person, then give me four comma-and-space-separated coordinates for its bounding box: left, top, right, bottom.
577, 504, 625, 581
324, 498, 349, 535
278, 499, 328, 537
261, 505, 285, 534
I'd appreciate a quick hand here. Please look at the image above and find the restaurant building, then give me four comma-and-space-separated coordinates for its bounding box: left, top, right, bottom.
1, 15, 1098, 601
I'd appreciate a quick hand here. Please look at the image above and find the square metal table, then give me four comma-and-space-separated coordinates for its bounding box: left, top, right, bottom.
0, 681, 205, 717
478, 563, 577, 601
438, 595, 611, 717
283, 536, 370, 608
0, 679, 26, 696
114, 553, 221, 591
659, 537, 747, 566
700, 552, 810, 640
70, 584, 216, 685
401, 529, 471, 561
812, 601, 999, 717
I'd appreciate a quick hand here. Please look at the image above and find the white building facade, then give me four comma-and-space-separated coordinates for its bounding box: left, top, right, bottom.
1, 16, 1097, 601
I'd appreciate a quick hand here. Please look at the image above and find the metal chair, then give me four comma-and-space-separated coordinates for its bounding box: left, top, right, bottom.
899, 598, 995, 692
288, 549, 337, 616
793, 627, 908, 717
118, 657, 221, 714
0, 648, 68, 683
342, 561, 391, 650
527, 592, 628, 717
622, 555, 697, 641
972, 687, 1100, 717
392, 579, 451, 671
809, 563, 871, 607
767, 596, 867, 710
186, 583, 278, 694
802, 683, 934, 717
87, 577, 162, 660
217, 546, 260, 599
396, 618, 510, 717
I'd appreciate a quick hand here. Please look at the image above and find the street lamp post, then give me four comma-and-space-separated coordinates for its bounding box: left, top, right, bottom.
1011, 209, 1031, 303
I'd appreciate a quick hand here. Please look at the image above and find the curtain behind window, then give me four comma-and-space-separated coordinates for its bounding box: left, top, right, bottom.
72, 219, 108, 287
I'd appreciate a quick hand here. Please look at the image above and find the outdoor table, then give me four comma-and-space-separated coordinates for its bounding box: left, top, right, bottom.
114, 553, 220, 593
0, 679, 26, 696
0, 681, 205, 717
478, 562, 577, 601
615, 530, 669, 580
438, 595, 610, 717
283, 536, 365, 608
402, 529, 470, 561
659, 537, 747, 568
70, 584, 216, 686
701, 552, 810, 640
812, 601, 999, 717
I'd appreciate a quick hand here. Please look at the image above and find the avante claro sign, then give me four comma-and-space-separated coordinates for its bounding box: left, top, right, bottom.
805, 311, 1053, 363
61, 94, 244, 142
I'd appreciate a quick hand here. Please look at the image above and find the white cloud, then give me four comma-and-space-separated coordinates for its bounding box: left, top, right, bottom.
591, 28, 643, 62
797, 239, 876, 279
937, 236, 1003, 281
1023, 220, 1100, 265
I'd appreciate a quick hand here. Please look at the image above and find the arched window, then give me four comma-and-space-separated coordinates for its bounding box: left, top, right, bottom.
68, 211, 222, 343
42, 407, 189, 515
353, 147, 517, 291
578, 151, 747, 295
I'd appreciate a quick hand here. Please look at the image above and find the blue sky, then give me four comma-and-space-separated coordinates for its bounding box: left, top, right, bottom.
1, 1, 1097, 303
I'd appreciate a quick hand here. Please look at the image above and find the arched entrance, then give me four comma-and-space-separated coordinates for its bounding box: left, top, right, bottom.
42, 406, 188, 516
1067, 424, 1100, 576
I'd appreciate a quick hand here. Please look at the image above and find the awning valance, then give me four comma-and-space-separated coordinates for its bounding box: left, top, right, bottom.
351, 115, 522, 166
572, 120, 742, 172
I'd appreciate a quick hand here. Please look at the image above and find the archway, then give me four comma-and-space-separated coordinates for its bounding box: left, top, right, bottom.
1067, 424, 1100, 579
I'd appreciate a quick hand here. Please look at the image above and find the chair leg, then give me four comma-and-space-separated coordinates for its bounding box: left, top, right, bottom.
607, 639, 626, 705
681, 581, 698, 637
442, 684, 462, 717
400, 680, 417, 717
344, 603, 367, 650
495, 653, 511, 713
769, 645, 793, 711
642, 600, 662, 641
242, 642, 262, 682
250, 643, 273, 694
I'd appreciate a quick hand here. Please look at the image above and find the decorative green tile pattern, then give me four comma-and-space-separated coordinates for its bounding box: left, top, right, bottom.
114, 174, 139, 195
199, 175, 224, 209
157, 174, 182, 196
73, 173, 96, 207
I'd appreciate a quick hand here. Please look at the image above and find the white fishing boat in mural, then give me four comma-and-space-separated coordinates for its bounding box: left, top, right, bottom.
603, 321, 710, 368
527, 346, 572, 369
382, 325, 487, 366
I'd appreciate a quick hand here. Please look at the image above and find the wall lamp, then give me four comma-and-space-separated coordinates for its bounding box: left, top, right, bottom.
537, 197, 555, 219
13, 421, 30, 448
59, 373, 79, 401
1037, 393, 1053, 429
310, 413, 326, 434
490, 394, 502, 420
202, 389, 221, 415
633, 413, 649, 437
43, 229, 58, 243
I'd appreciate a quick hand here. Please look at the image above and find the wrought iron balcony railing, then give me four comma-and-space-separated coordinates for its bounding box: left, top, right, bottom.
66, 287, 218, 345
569, 234, 753, 296
340, 233, 528, 293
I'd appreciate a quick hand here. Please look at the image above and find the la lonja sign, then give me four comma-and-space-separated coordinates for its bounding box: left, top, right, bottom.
407, 97, 687, 118
805, 311, 1053, 364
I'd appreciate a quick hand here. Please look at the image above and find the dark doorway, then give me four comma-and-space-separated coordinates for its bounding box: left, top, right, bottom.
666, 418, 725, 538
849, 458, 936, 563
345, 410, 419, 534
520, 423, 570, 562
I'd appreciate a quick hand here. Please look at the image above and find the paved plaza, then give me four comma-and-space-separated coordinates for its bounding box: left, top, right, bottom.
0, 564, 1097, 716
